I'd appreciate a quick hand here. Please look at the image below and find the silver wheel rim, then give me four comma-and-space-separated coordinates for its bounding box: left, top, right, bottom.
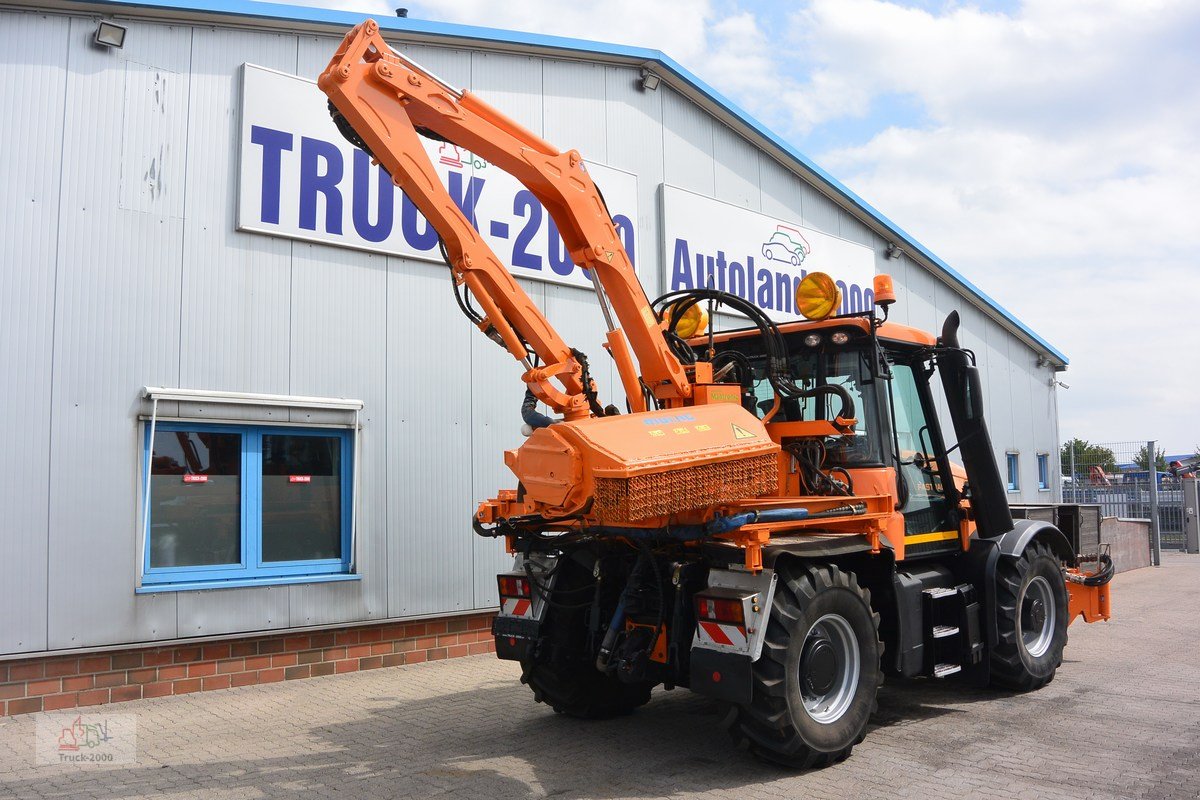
1020, 575, 1056, 658
799, 613, 860, 724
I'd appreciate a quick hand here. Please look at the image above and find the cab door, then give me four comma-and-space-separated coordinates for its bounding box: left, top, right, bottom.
887, 356, 961, 557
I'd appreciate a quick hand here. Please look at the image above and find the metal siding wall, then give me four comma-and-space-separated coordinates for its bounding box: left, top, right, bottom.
662, 88, 715, 197
179, 28, 296, 394
799, 182, 840, 234
469, 52, 545, 608
172, 27, 301, 635
604, 65, 663, 299
758, 153, 804, 221
282, 37, 391, 624
385, 254, 475, 617
542, 59, 619, 399
0, 11, 69, 654
46, 17, 191, 649
712, 125, 759, 211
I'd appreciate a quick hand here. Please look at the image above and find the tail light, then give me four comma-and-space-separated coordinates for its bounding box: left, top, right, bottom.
497, 574, 531, 599
695, 592, 748, 625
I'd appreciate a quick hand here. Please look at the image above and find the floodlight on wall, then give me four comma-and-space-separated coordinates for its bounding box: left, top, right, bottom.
94, 20, 127, 49
640, 69, 661, 91
884, 242, 902, 260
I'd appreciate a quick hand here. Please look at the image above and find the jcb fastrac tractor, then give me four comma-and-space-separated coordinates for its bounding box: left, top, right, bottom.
320, 22, 1113, 767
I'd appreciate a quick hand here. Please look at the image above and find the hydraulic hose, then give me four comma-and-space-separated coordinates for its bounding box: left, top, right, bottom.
521, 388, 555, 430
1065, 552, 1115, 586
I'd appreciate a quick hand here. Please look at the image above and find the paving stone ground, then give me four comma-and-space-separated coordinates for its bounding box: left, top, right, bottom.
2, 554, 1197, 799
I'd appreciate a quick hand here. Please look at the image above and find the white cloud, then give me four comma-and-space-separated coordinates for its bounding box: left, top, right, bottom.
800, 0, 1200, 450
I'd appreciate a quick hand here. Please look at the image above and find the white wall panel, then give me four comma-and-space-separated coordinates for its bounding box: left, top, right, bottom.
758, 154, 804, 222
385, 254, 476, 616
180, 28, 296, 393
285, 242, 390, 624
543, 59, 607, 161
800, 183, 841, 235
605, 65, 664, 299
712, 124, 759, 211
0, 11, 69, 653
662, 88, 715, 197
46, 17, 192, 649
177, 585, 290, 636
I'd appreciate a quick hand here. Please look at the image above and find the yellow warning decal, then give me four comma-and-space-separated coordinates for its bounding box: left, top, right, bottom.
904, 530, 959, 545
731, 423, 756, 440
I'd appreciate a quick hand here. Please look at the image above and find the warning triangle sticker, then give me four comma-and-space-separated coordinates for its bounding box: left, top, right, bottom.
731, 423, 756, 440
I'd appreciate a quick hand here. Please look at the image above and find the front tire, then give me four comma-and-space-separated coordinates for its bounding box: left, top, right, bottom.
725, 563, 882, 768
990, 541, 1068, 691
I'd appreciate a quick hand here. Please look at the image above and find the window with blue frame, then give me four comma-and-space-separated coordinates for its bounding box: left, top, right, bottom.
143, 423, 353, 588
1006, 452, 1020, 492
1037, 453, 1050, 491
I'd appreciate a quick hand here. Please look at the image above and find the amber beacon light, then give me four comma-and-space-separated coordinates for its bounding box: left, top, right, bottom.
873, 273, 896, 308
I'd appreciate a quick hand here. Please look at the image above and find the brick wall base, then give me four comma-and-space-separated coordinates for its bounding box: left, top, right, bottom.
0, 612, 496, 716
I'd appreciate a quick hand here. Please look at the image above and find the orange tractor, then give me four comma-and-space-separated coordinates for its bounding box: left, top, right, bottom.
319, 21, 1112, 767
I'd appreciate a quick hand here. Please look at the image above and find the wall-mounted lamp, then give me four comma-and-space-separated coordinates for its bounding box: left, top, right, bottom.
884, 242, 902, 260
94, 20, 127, 49
639, 69, 660, 91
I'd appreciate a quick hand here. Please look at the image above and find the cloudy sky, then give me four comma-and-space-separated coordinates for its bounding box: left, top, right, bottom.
300, 0, 1200, 454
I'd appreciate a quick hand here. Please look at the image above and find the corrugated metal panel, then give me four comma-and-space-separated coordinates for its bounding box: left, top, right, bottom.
284, 238, 389, 624
389, 41, 473, 89
469, 324, 533, 609
543, 59, 607, 162
0, 10, 69, 654
118, 60, 188, 217
46, 17, 192, 649
758, 153, 804, 222
467, 52, 545, 608
385, 255, 475, 617
179, 27, 296, 393
837, 209, 874, 248
800, 182, 840, 235
472, 51, 542, 134
604, 65, 663, 298
662, 88, 715, 197
712, 124, 759, 211
176, 585, 290, 636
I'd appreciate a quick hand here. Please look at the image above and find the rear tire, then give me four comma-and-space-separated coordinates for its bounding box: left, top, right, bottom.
990, 541, 1068, 691
519, 553, 654, 719
725, 563, 882, 768
521, 660, 652, 719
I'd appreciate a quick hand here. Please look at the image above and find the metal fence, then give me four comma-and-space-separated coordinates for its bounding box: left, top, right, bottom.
1060, 439, 1189, 560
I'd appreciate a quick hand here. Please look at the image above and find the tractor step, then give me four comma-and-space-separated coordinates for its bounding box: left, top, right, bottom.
921, 583, 984, 678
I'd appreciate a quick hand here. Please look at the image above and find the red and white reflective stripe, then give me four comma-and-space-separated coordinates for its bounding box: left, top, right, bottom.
501, 597, 533, 618
697, 620, 748, 649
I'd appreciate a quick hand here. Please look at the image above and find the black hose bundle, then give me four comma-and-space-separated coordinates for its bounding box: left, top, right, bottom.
1065, 552, 1115, 586
651, 288, 855, 422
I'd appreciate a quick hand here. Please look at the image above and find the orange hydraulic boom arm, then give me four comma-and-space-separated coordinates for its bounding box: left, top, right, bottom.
318, 20, 692, 418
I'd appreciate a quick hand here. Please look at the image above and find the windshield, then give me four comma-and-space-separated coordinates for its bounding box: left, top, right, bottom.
745, 341, 883, 467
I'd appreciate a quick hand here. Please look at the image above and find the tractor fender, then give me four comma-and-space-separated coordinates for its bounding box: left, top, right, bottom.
994, 519, 1076, 567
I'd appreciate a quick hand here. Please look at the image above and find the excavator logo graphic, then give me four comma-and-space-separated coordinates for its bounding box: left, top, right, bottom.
761, 224, 811, 267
